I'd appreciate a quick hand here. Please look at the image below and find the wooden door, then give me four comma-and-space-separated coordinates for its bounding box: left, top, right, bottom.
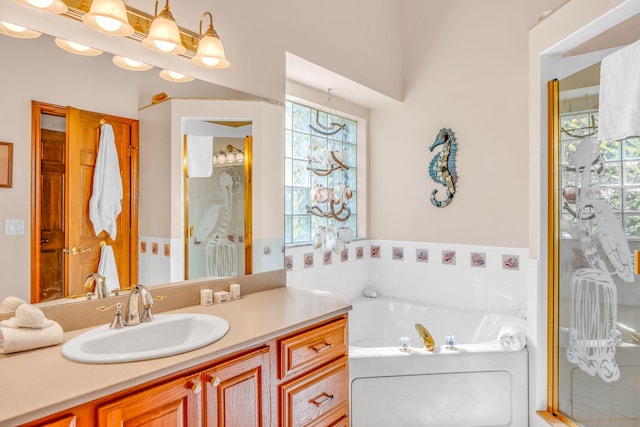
31, 102, 138, 301
97, 374, 202, 427
204, 347, 270, 427
38, 128, 66, 301
66, 108, 138, 296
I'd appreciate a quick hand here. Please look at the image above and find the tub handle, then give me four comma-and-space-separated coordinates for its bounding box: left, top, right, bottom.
310, 392, 334, 407
312, 342, 334, 353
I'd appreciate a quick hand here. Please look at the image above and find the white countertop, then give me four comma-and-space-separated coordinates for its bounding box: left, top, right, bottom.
0, 287, 351, 426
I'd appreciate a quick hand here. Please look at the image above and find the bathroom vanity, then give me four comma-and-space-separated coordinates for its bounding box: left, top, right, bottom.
0, 287, 350, 427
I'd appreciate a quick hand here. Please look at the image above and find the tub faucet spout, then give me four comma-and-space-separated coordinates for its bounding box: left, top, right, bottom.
415, 323, 435, 351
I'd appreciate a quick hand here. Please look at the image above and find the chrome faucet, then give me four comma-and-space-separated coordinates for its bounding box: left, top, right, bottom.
83, 273, 108, 299
123, 284, 154, 326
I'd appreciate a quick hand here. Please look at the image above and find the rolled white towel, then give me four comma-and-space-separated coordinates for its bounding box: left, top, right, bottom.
497, 318, 527, 352
0, 304, 54, 329
0, 322, 63, 354
0, 296, 27, 314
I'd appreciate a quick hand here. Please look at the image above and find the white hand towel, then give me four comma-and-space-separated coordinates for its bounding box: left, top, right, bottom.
497, 318, 527, 352
0, 296, 26, 313
0, 322, 63, 354
0, 304, 53, 329
97, 245, 120, 292
598, 38, 640, 141
89, 123, 123, 240
186, 135, 213, 178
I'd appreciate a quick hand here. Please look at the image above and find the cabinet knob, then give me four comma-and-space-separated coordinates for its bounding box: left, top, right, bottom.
210, 376, 221, 387
191, 382, 202, 394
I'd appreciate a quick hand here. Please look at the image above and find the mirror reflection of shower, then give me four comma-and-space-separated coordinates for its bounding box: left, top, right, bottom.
184, 120, 251, 279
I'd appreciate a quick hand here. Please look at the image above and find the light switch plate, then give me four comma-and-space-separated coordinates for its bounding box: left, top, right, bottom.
4, 219, 25, 236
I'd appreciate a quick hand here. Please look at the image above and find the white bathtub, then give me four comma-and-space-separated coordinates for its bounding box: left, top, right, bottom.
349, 296, 528, 427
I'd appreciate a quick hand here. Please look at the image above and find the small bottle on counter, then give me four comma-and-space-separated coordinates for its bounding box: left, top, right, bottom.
214, 291, 231, 304
230, 284, 241, 300
200, 289, 213, 306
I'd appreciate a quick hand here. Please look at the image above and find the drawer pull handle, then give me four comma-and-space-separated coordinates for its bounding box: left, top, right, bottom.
310, 392, 334, 407
312, 342, 334, 353
210, 377, 221, 387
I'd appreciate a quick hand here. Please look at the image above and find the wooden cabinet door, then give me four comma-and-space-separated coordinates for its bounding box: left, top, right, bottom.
203, 347, 270, 427
97, 374, 202, 427
33, 414, 76, 427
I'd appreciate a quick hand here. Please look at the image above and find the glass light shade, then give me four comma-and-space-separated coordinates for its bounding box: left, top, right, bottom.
191, 31, 230, 69
54, 38, 103, 56
235, 152, 244, 162
12, 0, 68, 14
142, 9, 186, 55
113, 55, 153, 71
0, 21, 41, 38
82, 0, 134, 36
159, 69, 194, 83
226, 152, 236, 162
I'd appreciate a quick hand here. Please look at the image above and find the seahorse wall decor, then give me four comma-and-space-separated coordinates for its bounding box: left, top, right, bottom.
428, 128, 458, 208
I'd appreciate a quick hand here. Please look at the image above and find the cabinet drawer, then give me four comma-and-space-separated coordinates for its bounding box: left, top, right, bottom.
279, 356, 349, 427
279, 317, 347, 380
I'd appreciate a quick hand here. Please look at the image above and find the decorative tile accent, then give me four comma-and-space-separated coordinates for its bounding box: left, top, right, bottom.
392, 247, 404, 260
341, 248, 349, 262
323, 250, 332, 265
470, 252, 486, 267
263, 245, 272, 255
441, 250, 456, 265
355, 246, 364, 260
502, 255, 519, 270
370, 245, 381, 258
303, 252, 314, 269
285, 255, 293, 271
140, 241, 147, 254
416, 249, 429, 263
151, 242, 158, 255
163, 243, 171, 257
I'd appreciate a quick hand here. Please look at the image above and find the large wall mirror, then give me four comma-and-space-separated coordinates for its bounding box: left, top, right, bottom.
546, 9, 640, 424
0, 26, 284, 307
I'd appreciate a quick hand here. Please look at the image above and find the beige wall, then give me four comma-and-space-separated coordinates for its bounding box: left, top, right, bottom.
368, 0, 563, 246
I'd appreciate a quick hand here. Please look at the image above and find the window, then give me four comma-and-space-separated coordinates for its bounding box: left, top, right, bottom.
284, 100, 358, 245
560, 109, 640, 238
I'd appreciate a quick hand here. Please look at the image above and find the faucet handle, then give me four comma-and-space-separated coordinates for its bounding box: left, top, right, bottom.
110, 303, 125, 329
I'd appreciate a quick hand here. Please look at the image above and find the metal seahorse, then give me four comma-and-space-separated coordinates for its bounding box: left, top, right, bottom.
428, 128, 458, 208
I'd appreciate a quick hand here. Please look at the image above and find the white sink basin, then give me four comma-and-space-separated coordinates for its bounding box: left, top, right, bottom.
61, 313, 229, 364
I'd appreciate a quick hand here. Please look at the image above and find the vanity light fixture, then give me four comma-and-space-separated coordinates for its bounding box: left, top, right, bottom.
12, 0, 67, 14
159, 69, 193, 82
142, 0, 186, 55
0, 21, 42, 38
54, 37, 103, 56
82, 0, 134, 36
113, 55, 153, 71
191, 11, 229, 69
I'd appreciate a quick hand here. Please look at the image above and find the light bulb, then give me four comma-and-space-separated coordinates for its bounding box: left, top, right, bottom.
168, 71, 185, 79
1, 22, 27, 32
201, 57, 220, 67
154, 39, 176, 52
27, 0, 54, 7
123, 57, 143, 67
67, 41, 90, 52
95, 16, 122, 32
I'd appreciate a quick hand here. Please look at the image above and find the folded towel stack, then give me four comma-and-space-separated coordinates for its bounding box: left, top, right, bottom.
0, 302, 63, 354
497, 318, 527, 352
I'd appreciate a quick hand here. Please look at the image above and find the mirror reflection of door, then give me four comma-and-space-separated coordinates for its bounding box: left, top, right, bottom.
31, 101, 139, 302
184, 125, 252, 279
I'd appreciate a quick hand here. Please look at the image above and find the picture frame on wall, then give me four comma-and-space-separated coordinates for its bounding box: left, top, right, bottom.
0, 142, 13, 188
